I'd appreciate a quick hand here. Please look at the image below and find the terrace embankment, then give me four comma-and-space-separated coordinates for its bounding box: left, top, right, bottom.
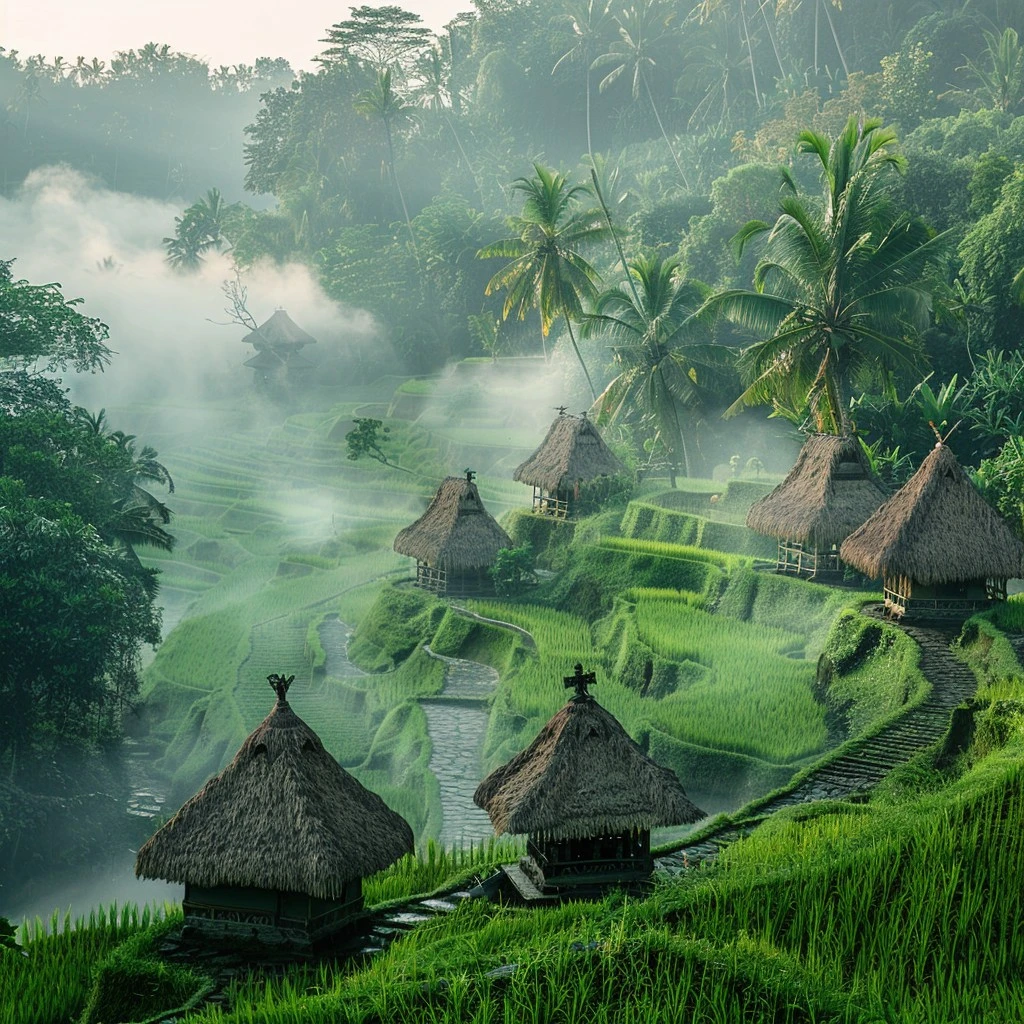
657, 610, 977, 871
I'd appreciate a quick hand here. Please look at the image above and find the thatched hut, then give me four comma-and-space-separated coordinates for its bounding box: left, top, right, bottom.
136, 674, 413, 950
241, 309, 317, 387
241, 309, 318, 351
746, 433, 888, 579
393, 470, 512, 596
840, 443, 1024, 619
514, 410, 625, 519
474, 665, 703, 899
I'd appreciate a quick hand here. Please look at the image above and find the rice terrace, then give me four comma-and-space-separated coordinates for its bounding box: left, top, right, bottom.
4, 2, 1024, 1022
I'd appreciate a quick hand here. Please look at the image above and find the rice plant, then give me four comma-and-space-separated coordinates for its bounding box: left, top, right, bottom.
597, 535, 752, 571
630, 591, 826, 762
0, 903, 169, 1024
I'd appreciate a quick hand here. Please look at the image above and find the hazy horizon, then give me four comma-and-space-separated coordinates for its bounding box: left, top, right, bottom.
0, 0, 470, 71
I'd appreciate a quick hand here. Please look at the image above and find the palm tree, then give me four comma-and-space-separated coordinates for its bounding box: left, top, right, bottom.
592, 0, 690, 189
411, 46, 480, 199
354, 67, 419, 255
943, 28, 1024, 114
708, 116, 949, 434
584, 254, 725, 482
163, 188, 231, 271
477, 165, 607, 397
73, 408, 176, 553
552, 0, 613, 162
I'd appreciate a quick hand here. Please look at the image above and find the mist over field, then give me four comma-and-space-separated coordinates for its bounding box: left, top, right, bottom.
0, 166, 378, 416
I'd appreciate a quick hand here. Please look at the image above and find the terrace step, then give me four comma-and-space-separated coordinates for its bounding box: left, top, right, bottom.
655, 608, 976, 876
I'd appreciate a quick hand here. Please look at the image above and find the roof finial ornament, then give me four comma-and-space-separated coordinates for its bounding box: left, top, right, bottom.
564, 663, 596, 703
928, 420, 963, 448
268, 673, 294, 702
555, 405, 568, 416
464, 468, 476, 483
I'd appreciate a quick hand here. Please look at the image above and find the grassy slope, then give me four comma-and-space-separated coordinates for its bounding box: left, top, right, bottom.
15, 678, 1024, 1023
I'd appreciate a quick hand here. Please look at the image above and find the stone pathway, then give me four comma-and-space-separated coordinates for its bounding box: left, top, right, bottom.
421, 647, 500, 848
318, 616, 367, 680
316, 617, 499, 849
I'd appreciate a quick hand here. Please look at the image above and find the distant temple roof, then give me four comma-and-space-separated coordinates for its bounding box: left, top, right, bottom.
135, 676, 413, 899
241, 309, 317, 350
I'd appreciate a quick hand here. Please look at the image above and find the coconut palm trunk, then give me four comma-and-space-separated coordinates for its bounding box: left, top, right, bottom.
383, 119, 417, 258
641, 72, 690, 191
563, 308, 597, 401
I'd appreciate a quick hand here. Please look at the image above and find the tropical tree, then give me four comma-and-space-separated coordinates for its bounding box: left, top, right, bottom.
163, 187, 232, 270
317, 5, 432, 77
73, 409, 176, 554
0, 258, 110, 371
552, 0, 613, 161
477, 165, 608, 397
709, 116, 949, 434
592, 0, 690, 189
584, 254, 725, 482
354, 67, 418, 252
411, 45, 479, 197
943, 27, 1024, 114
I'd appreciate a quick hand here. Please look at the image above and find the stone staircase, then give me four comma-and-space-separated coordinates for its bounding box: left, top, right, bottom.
421, 646, 500, 848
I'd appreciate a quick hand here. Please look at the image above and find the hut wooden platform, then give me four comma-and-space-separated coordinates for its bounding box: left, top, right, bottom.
135, 675, 413, 950
514, 411, 625, 519
393, 471, 511, 596
474, 666, 703, 900
746, 433, 887, 580
840, 443, 1024, 619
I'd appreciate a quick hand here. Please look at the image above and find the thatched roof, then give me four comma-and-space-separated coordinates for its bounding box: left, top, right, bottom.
135, 677, 413, 899
514, 413, 625, 493
839, 443, 1024, 584
746, 433, 888, 548
393, 473, 512, 572
241, 309, 317, 350
243, 347, 286, 370
474, 694, 703, 840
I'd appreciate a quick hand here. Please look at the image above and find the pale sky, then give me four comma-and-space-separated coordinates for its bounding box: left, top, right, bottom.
0, 0, 470, 71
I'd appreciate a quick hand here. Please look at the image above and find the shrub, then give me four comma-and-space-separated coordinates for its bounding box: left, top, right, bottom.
490, 544, 537, 597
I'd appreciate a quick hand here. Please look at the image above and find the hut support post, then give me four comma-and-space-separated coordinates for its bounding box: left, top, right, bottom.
533, 487, 570, 519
